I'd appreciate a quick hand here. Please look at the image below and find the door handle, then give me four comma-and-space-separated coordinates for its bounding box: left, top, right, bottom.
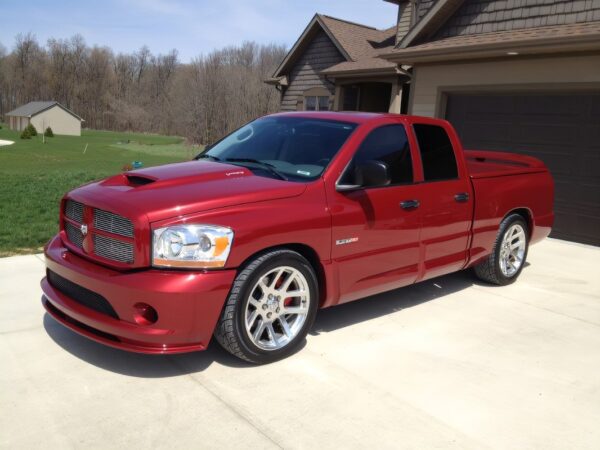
400, 199, 420, 210
454, 192, 469, 203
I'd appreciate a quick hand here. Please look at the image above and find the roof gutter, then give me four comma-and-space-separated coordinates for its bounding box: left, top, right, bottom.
321, 65, 410, 78
380, 33, 600, 64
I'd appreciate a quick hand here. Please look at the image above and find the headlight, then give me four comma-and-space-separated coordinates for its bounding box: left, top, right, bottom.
152, 225, 234, 269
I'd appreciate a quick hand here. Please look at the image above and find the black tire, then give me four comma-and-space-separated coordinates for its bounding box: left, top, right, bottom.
214, 249, 319, 364
473, 214, 529, 286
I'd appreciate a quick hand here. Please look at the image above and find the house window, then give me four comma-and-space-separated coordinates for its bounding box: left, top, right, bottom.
305, 95, 329, 111
301, 87, 331, 111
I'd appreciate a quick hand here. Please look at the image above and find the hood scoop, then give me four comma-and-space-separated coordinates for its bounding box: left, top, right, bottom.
100, 173, 157, 188
125, 174, 156, 187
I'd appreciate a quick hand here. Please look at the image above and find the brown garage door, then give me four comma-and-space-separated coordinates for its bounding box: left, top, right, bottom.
445, 92, 600, 246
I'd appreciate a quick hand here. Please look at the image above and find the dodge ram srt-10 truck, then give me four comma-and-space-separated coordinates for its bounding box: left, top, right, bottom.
42, 112, 554, 364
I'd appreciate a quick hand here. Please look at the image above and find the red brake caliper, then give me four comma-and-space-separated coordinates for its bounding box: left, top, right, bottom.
275, 274, 294, 307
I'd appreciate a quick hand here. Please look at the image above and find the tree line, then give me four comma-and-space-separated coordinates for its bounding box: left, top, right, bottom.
0, 33, 286, 144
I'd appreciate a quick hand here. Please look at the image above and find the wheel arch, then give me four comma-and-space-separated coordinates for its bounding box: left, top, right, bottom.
505, 207, 533, 237
236, 243, 328, 307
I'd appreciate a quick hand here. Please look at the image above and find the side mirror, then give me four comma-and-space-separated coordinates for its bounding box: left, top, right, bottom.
336, 160, 391, 191
356, 160, 391, 187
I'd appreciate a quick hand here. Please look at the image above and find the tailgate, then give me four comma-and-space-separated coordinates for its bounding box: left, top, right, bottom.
465, 150, 548, 179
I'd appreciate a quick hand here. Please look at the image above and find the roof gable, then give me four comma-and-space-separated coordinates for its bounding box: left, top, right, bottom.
397, 0, 600, 50
6, 101, 84, 121
272, 14, 397, 78
397, 0, 466, 48
435, 0, 600, 39
272, 15, 351, 78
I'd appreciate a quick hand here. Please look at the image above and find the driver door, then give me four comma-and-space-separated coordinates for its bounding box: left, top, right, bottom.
329, 123, 421, 303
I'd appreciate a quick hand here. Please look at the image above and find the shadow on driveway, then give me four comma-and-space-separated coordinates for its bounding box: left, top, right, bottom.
44, 268, 490, 377
311, 269, 478, 335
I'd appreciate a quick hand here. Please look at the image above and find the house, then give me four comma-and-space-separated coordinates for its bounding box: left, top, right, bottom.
267, 0, 600, 246
6, 101, 84, 136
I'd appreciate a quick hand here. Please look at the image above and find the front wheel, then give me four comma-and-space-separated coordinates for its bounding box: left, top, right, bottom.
474, 214, 529, 285
214, 249, 318, 364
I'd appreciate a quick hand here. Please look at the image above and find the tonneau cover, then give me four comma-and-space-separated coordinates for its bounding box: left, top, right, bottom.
465, 150, 548, 179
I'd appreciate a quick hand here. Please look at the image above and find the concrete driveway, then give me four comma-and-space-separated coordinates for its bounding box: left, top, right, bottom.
1, 239, 599, 449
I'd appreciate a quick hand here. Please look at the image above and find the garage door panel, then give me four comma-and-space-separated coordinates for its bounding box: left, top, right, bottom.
581, 154, 600, 182
525, 153, 576, 179
456, 123, 513, 147
461, 95, 515, 114
552, 212, 600, 247
515, 95, 584, 122
583, 123, 600, 147
590, 100, 600, 117
446, 91, 600, 246
512, 124, 578, 146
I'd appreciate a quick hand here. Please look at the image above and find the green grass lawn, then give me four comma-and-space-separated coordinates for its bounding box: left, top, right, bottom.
0, 124, 202, 256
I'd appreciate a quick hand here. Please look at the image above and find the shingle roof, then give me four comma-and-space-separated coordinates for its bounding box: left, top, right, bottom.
6, 101, 58, 117
318, 15, 396, 60
381, 21, 600, 63
320, 57, 399, 76
6, 101, 83, 121
317, 15, 398, 75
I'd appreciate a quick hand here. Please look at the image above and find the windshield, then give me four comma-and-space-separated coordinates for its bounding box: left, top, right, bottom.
199, 116, 358, 181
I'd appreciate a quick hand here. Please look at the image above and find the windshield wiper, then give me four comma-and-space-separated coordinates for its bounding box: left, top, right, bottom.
195, 154, 221, 161
224, 158, 288, 181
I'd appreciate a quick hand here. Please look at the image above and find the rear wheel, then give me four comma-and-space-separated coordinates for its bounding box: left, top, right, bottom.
214, 249, 318, 364
474, 214, 529, 285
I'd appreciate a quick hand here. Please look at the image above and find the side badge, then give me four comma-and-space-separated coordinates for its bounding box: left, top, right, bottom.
336, 237, 358, 246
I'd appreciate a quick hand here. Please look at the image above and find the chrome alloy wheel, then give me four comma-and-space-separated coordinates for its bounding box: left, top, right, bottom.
499, 223, 526, 277
244, 266, 310, 351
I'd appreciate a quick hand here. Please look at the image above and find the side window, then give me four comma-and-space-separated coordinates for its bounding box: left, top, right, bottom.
413, 124, 458, 181
341, 124, 413, 185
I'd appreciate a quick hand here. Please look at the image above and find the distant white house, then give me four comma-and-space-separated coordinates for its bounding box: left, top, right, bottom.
6, 101, 84, 136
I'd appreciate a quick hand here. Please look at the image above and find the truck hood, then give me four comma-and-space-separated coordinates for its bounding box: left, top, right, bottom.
68, 161, 307, 222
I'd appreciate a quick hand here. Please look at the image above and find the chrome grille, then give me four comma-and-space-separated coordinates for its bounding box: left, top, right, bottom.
65, 222, 84, 248
63, 199, 136, 264
65, 200, 84, 222
94, 209, 134, 238
93, 234, 134, 263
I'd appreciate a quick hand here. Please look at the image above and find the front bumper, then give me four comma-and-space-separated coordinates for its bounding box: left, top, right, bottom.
42, 235, 236, 354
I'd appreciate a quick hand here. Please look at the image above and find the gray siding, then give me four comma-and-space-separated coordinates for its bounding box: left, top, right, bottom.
417, 0, 436, 21
436, 0, 600, 38
280, 29, 346, 112
396, 1, 414, 43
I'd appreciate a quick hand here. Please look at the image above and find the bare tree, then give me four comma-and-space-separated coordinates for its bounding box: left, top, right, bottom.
0, 34, 286, 145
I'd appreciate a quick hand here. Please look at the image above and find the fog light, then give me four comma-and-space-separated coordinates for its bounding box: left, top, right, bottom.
133, 303, 158, 326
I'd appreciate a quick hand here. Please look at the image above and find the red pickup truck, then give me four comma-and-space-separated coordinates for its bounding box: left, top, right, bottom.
42, 112, 553, 364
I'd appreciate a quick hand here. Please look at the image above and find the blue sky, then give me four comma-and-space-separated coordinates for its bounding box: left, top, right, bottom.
0, 0, 398, 62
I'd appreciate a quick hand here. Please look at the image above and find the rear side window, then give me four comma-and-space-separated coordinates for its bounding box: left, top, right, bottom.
342, 124, 413, 185
413, 124, 458, 181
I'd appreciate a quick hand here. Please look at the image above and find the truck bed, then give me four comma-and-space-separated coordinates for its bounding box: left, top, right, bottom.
465, 150, 548, 179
